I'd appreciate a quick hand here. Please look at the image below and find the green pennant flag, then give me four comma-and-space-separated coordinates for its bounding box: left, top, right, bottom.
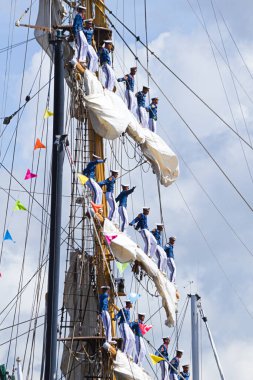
116, 262, 129, 274
14, 200, 27, 211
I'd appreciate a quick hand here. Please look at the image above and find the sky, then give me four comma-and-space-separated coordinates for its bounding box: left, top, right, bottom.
0, 0, 253, 379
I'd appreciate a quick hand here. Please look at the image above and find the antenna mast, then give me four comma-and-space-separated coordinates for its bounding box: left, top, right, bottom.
190, 294, 200, 380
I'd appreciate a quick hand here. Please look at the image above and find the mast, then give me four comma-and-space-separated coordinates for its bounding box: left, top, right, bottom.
190, 294, 200, 380
44, 30, 65, 380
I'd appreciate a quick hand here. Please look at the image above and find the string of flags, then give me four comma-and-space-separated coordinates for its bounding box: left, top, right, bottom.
149, 354, 164, 365
44, 109, 54, 119
116, 261, 129, 274
34, 138, 46, 150
14, 200, 27, 211
3, 230, 15, 243
77, 173, 89, 185
24, 169, 37, 180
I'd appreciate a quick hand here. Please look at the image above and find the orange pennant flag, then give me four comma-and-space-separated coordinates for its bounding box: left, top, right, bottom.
91, 201, 103, 213
34, 138, 46, 150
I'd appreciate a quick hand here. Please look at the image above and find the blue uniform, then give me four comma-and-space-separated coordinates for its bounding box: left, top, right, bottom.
155, 344, 169, 361
83, 159, 105, 180
73, 14, 84, 36
129, 213, 148, 230
136, 91, 147, 108
146, 103, 158, 121
98, 177, 116, 193
117, 74, 135, 92
130, 319, 143, 337
179, 371, 190, 380
83, 27, 94, 45
99, 292, 109, 312
164, 243, 174, 259
151, 228, 162, 246
99, 47, 111, 66
115, 188, 135, 208
170, 357, 180, 375
115, 308, 130, 325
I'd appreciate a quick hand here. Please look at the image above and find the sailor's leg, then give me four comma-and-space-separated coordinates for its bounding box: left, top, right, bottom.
87, 45, 99, 72
119, 323, 127, 352
105, 311, 112, 342
126, 325, 135, 357
76, 31, 88, 62
149, 231, 157, 258
140, 229, 151, 256
102, 63, 115, 91
86, 178, 103, 204
169, 374, 178, 380
167, 258, 173, 281
118, 206, 124, 231
139, 336, 146, 366
156, 246, 162, 270
160, 361, 166, 380
134, 336, 140, 364
140, 107, 149, 129
120, 206, 128, 232
106, 192, 116, 221
164, 361, 169, 380
170, 258, 176, 283
125, 89, 131, 110
156, 246, 167, 272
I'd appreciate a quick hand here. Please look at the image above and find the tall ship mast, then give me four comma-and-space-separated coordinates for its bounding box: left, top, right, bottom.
0, 1, 252, 379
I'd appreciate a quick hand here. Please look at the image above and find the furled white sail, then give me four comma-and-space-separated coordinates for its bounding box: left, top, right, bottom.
103, 219, 177, 326
113, 351, 152, 380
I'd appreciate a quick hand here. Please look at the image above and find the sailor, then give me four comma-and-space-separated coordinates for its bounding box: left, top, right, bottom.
83, 19, 99, 72
147, 97, 159, 133
99, 286, 112, 342
117, 67, 138, 112
151, 224, 167, 273
94, 207, 104, 227
136, 86, 149, 128
164, 237, 177, 283
131, 312, 147, 366
114, 300, 135, 357
115, 184, 136, 232
155, 337, 170, 380
83, 154, 106, 204
179, 364, 190, 380
98, 40, 116, 91
98, 169, 119, 221
169, 349, 183, 380
129, 207, 157, 258
73, 5, 89, 64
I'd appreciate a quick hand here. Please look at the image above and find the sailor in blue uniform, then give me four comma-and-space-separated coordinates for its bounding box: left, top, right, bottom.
83, 154, 106, 204
84, 19, 99, 72
73, 5, 89, 64
136, 86, 149, 128
98, 169, 119, 221
116, 184, 136, 232
131, 312, 147, 366
155, 337, 170, 380
151, 224, 167, 273
169, 349, 183, 380
117, 67, 138, 113
99, 285, 112, 342
164, 236, 176, 283
179, 364, 190, 380
147, 97, 159, 133
114, 300, 135, 356
129, 207, 157, 258
98, 40, 116, 91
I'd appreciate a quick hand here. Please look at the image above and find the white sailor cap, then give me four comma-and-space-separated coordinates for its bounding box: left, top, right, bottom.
169, 236, 176, 241
110, 169, 119, 173
130, 66, 137, 70
176, 349, 184, 354
109, 340, 117, 345
104, 39, 113, 44
76, 5, 86, 10
101, 285, 110, 289
138, 312, 146, 316
162, 336, 170, 340
143, 206, 150, 211
92, 154, 101, 159
84, 18, 93, 23
125, 299, 132, 303
142, 86, 150, 91
182, 364, 190, 368
121, 184, 130, 187
156, 223, 164, 227
152, 97, 159, 101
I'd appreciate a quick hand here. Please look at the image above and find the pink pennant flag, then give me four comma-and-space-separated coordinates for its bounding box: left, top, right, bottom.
139, 323, 153, 336
105, 234, 118, 245
24, 169, 37, 180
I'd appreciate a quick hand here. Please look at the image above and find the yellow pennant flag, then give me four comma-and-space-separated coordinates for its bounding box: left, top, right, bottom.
14, 200, 27, 211
149, 354, 164, 365
77, 173, 89, 185
44, 109, 54, 119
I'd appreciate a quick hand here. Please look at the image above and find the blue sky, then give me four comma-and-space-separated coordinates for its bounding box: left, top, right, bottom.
0, 1, 253, 379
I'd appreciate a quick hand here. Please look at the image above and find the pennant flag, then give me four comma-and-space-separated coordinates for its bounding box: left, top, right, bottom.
116, 261, 129, 274
77, 173, 89, 185
91, 201, 103, 213
139, 323, 153, 336
44, 109, 54, 119
24, 169, 37, 180
34, 138, 46, 150
127, 292, 141, 303
3, 230, 14, 242
14, 200, 27, 211
105, 234, 118, 245
149, 354, 164, 365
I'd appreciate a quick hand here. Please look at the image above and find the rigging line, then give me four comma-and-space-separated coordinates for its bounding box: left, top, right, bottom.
210, 0, 253, 148
175, 182, 253, 321
157, 119, 253, 257
108, 19, 253, 213
0, 37, 36, 54
0, 312, 46, 332
143, 0, 150, 88
101, 1, 253, 151
195, 0, 253, 188
0, 321, 45, 347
